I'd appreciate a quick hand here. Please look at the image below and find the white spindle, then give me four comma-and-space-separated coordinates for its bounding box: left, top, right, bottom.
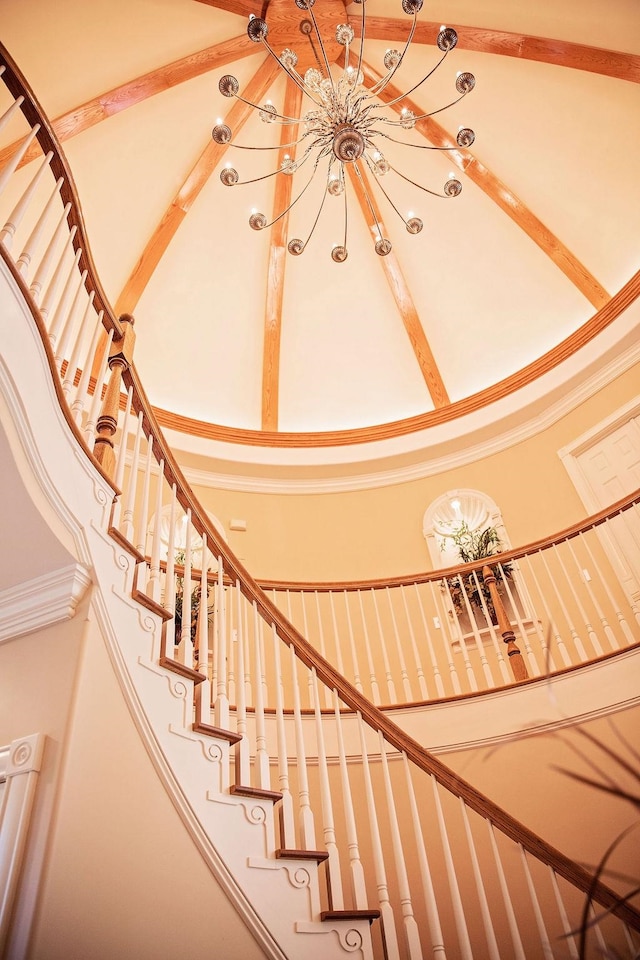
378, 735, 422, 958
163, 485, 178, 653
357, 713, 400, 960
299, 592, 315, 707
227, 587, 235, 706
84, 327, 113, 444
241, 597, 252, 709
333, 692, 367, 908
234, 581, 250, 785
553, 543, 602, 657
466, 568, 510, 684
568, 536, 616, 650
342, 590, 363, 693
55, 268, 88, 370
431, 775, 473, 960
196, 534, 211, 724
121, 411, 143, 543
110, 387, 134, 528
29, 201, 72, 304
214, 561, 229, 730
46, 246, 81, 345
0, 152, 54, 249
581, 532, 630, 646
401, 754, 446, 959
271, 625, 295, 849
0, 125, 40, 199
497, 562, 541, 675
72, 310, 103, 424
519, 846, 554, 960
311, 670, 343, 909
62, 291, 94, 397
413, 582, 445, 699
146, 459, 165, 603
16, 174, 63, 277
371, 587, 397, 703
313, 592, 333, 708
135, 438, 153, 557
400, 584, 429, 700
252, 603, 270, 788
548, 868, 579, 959
288, 643, 316, 849
0, 95, 25, 138
385, 587, 413, 701
487, 823, 526, 959
522, 553, 568, 669
428, 580, 462, 696
356, 589, 381, 705
178, 510, 193, 669
540, 550, 587, 663
327, 589, 346, 676
450, 574, 483, 691
459, 801, 500, 960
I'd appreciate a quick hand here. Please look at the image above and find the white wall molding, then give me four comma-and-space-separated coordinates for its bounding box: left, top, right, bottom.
0, 563, 92, 645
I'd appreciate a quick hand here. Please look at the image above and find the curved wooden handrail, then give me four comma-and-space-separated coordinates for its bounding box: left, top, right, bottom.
0, 43, 122, 342
2, 43, 638, 931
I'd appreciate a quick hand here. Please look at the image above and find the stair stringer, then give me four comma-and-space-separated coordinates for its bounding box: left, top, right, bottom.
0, 254, 375, 960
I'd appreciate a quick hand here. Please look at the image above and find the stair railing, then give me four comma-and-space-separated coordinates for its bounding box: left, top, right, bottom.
1, 41, 639, 958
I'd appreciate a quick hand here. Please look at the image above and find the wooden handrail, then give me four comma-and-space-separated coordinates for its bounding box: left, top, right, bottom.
2, 42, 638, 931
255, 488, 640, 592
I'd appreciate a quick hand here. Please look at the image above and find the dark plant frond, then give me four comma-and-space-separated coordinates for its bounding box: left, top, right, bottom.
552, 766, 640, 811
572, 724, 640, 786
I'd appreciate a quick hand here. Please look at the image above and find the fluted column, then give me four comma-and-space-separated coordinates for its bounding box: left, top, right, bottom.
93, 314, 135, 479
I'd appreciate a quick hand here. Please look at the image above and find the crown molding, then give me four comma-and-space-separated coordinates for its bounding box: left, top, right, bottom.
0, 563, 92, 644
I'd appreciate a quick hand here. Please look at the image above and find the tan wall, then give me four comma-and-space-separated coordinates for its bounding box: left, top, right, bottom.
189, 364, 639, 582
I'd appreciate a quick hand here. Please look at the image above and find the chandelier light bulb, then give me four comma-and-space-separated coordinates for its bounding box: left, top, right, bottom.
213, 0, 476, 259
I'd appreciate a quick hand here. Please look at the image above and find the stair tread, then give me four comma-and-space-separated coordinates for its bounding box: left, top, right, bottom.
192, 721, 242, 744
321, 909, 381, 923
230, 784, 283, 802
275, 848, 329, 862
159, 656, 205, 685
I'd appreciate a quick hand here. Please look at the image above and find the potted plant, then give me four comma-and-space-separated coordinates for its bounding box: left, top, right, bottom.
442, 521, 513, 626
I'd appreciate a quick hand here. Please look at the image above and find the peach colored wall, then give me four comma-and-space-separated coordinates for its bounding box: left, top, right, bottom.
190, 364, 639, 582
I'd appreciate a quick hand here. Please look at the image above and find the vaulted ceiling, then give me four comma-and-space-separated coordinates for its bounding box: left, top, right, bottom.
3, 0, 640, 453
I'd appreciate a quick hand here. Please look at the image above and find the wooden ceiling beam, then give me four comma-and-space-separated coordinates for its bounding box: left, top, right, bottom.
114, 56, 279, 316
350, 18, 640, 84
261, 81, 303, 432
0, 35, 255, 171
346, 164, 450, 409
194, 0, 263, 19
361, 61, 610, 310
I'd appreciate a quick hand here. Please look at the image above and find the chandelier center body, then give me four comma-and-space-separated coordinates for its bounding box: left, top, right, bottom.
332, 123, 365, 162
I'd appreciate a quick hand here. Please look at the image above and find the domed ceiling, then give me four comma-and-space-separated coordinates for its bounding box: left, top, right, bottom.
3, 0, 640, 459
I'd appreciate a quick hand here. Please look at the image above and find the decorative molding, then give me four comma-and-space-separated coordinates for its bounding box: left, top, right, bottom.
0, 563, 92, 644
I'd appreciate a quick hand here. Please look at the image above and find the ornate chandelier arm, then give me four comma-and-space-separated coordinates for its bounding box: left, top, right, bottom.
362, 153, 413, 228
225, 132, 315, 151
352, 160, 385, 245
372, 130, 471, 151
259, 153, 329, 229
376, 89, 470, 124
369, 46, 450, 110
231, 140, 320, 185
366, 14, 418, 97
290, 160, 334, 254
259, 34, 324, 107
390, 163, 461, 198
305, 5, 336, 90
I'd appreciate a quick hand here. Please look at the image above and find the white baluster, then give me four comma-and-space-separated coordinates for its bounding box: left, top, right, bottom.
328, 589, 346, 677
29, 201, 72, 305
541, 549, 587, 662
385, 586, 413, 701
313, 592, 333, 708
357, 713, 400, 959
227, 587, 235, 707
0, 96, 25, 138
195, 535, 211, 725
121, 412, 143, 543
214, 561, 229, 730
242, 597, 252, 710
46, 247, 81, 346
431, 776, 473, 960
581, 531, 629, 647
400, 584, 429, 700
413, 582, 445, 699
429, 581, 462, 695
378, 734, 422, 957
252, 602, 270, 789
521, 553, 566, 670
333, 691, 367, 907
83, 328, 113, 444
356, 589, 381, 705
371, 587, 397, 703
0, 125, 40, 199
164, 486, 178, 653
450, 573, 483, 691
568, 537, 616, 651
62, 291, 94, 397
177, 510, 193, 668
0, 153, 54, 249
519, 846, 554, 960
554, 543, 603, 657
234, 581, 250, 785
55, 269, 88, 371
497, 561, 541, 675
16, 174, 63, 277
547, 868, 578, 959
299, 591, 315, 707
110, 388, 134, 530
288, 643, 316, 849
487, 822, 526, 959
72, 310, 104, 424
459, 801, 500, 960
467, 567, 510, 684
146, 459, 165, 603
271, 625, 295, 849
401, 754, 446, 958
341, 591, 363, 693
135, 438, 153, 558
311, 670, 343, 909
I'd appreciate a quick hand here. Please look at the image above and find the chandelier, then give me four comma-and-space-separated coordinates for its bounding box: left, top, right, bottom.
212, 0, 475, 262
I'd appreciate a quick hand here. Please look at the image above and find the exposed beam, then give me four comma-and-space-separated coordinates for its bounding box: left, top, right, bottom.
0, 35, 254, 171
114, 56, 279, 316
346, 164, 450, 409
194, 0, 263, 18
261, 81, 303, 431
350, 18, 640, 84
361, 60, 610, 310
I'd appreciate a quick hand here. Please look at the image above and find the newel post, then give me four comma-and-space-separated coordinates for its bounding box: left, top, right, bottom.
482, 564, 528, 682
93, 314, 135, 479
